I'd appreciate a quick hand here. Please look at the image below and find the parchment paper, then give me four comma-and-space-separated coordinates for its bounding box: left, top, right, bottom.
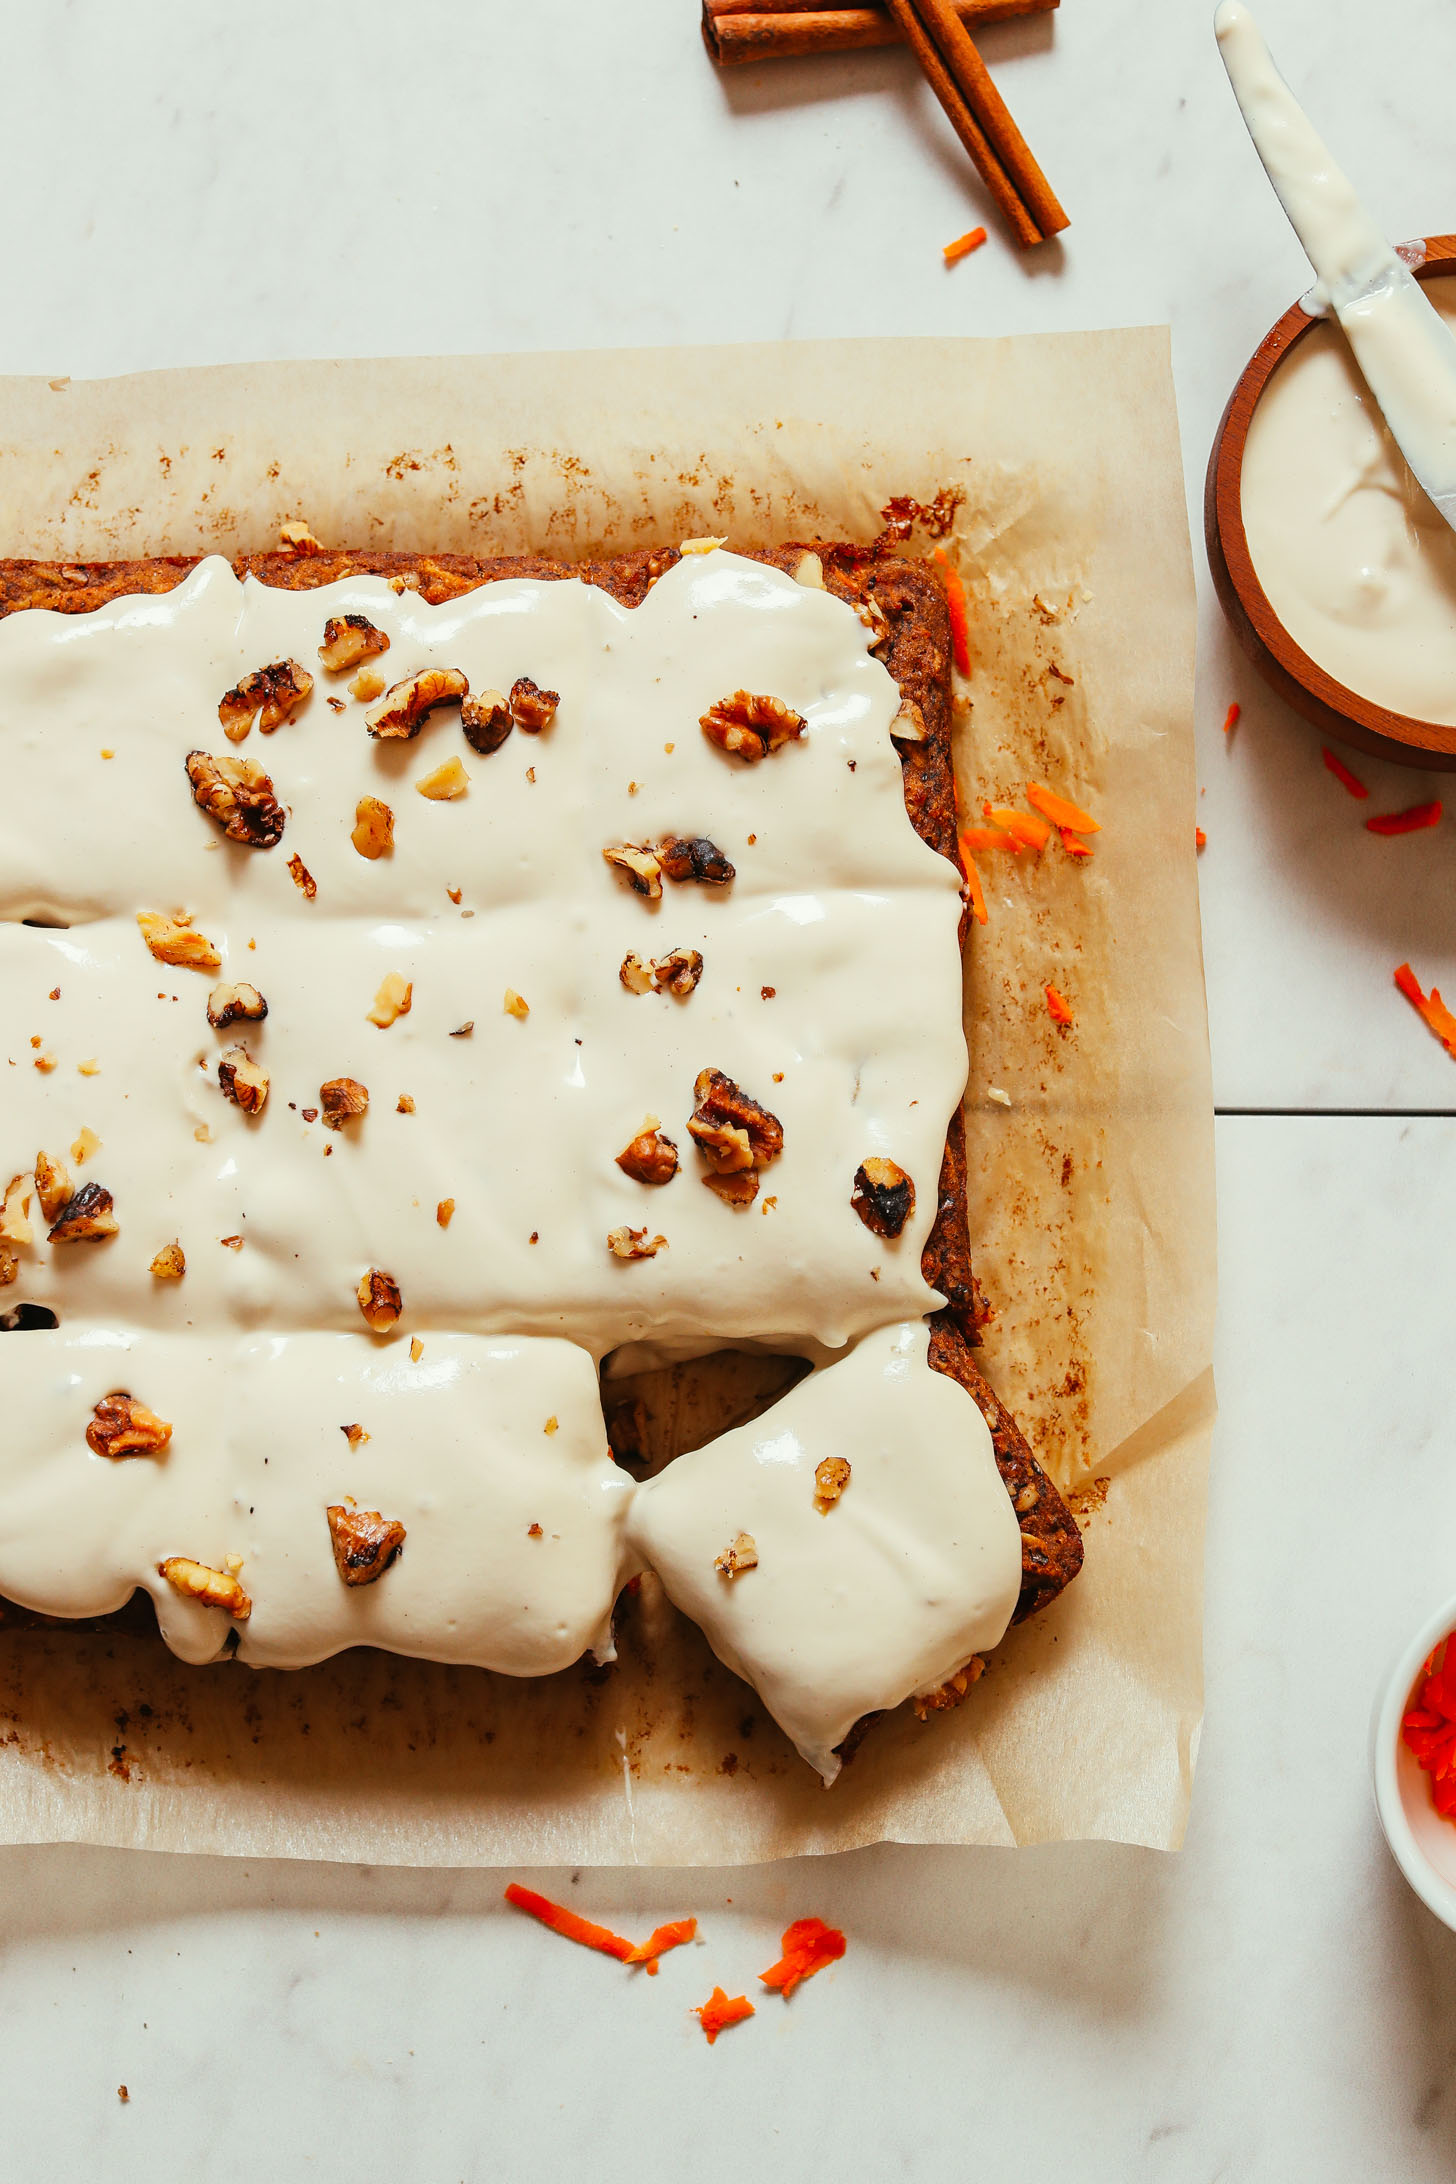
0, 331, 1212, 1862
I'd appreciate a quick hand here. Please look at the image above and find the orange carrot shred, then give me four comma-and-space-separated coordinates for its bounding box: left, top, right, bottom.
1321, 746, 1369, 799
759, 1917, 847, 1998
963, 853, 988, 927
942, 225, 988, 265
1366, 800, 1442, 837
1044, 983, 1074, 1028
1393, 962, 1456, 1058
960, 825, 1020, 854
1195, 827, 1207, 852
695, 1987, 755, 2044
933, 547, 972, 676
1222, 702, 1241, 736
625, 1918, 697, 1973
1025, 781, 1100, 836
982, 801, 1052, 851
1058, 826, 1094, 859
503, 1883, 635, 1961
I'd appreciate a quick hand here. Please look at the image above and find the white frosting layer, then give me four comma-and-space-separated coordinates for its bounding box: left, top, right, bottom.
626, 1321, 1022, 1782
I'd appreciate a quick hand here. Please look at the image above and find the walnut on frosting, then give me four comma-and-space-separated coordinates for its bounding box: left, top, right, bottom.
814, 1456, 851, 1510
851, 1158, 915, 1239
365, 667, 468, 740
713, 1532, 758, 1579
185, 750, 286, 847
34, 1151, 71, 1224
86, 1392, 172, 1460
460, 689, 513, 755
509, 677, 559, 733
689, 1070, 782, 1176
0, 1174, 32, 1246
619, 952, 653, 994
700, 690, 805, 762
158, 1556, 251, 1619
318, 614, 389, 674
48, 1181, 118, 1243
320, 1076, 369, 1129
656, 836, 735, 885
0, 1248, 17, 1288
603, 842, 663, 900
416, 755, 470, 801
217, 659, 313, 741
351, 796, 394, 859
616, 1119, 679, 1187
356, 1267, 402, 1330
326, 1504, 406, 1586
702, 1170, 761, 1208
150, 1241, 186, 1279
137, 910, 221, 973
367, 973, 413, 1028
217, 1047, 269, 1114
652, 947, 703, 997
606, 1225, 667, 1260
207, 981, 267, 1030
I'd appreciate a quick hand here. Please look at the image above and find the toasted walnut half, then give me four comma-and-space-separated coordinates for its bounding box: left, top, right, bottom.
509, 677, 559, 732
320, 1076, 369, 1129
619, 952, 653, 994
416, 755, 470, 800
48, 1181, 117, 1243
653, 947, 703, 997
351, 796, 394, 859
185, 750, 286, 848
207, 981, 267, 1029
326, 1504, 406, 1586
357, 1267, 402, 1330
856, 594, 891, 650
460, 688, 512, 755
218, 1047, 269, 1115
890, 698, 927, 743
814, 1456, 851, 1509
137, 910, 221, 973
86, 1392, 172, 1459
689, 1069, 783, 1172
0, 1174, 32, 1247
158, 1556, 251, 1619
367, 972, 413, 1028
656, 836, 735, 885
851, 1157, 915, 1239
606, 1225, 667, 1260
714, 1531, 758, 1578
318, 614, 389, 673
34, 1151, 71, 1224
700, 690, 806, 762
218, 659, 313, 741
703, 1170, 759, 1208
603, 842, 663, 900
365, 667, 468, 740
616, 1120, 679, 1187
150, 1241, 186, 1279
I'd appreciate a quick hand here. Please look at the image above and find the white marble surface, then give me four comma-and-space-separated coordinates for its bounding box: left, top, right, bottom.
4, 0, 1456, 2176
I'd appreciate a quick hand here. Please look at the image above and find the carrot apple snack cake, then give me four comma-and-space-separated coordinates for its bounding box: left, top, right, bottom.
0, 535, 1080, 1781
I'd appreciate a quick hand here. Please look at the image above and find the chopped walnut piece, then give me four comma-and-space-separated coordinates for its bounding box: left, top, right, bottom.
700, 690, 806, 762
460, 688, 512, 755
890, 698, 928, 743
326, 1504, 406, 1586
217, 1046, 269, 1114
791, 549, 825, 588
713, 1531, 758, 1578
0, 1175, 32, 1246
396, 1094, 416, 1114
606, 1225, 668, 1260
653, 947, 703, 997
150, 1241, 186, 1279
86, 1391, 172, 1459
416, 755, 470, 800
509, 677, 559, 732
70, 1126, 101, 1165
616, 1121, 679, 1187
286, 852, 317, 899
341, 1423, 369, 1450
856, 594, 891, 650
185, 750, 286, 848
0, 1246, 16, 1288
351, 796, 395, 859
365, 666, 469, 740
527, 1521, 544, 1538
356, 1267, 403, 1330
503, 988, 529, 1019
688, 1069, 784, 1180
278, 519, 323, 554
33, 1053, 56, 1073
218, 659, 313, 741
367, 973, 413, 1028
409, 1336, 424, 1362
48, 1181, 117, 1243
703, 1169, 759, 1207
34, 1151, 71, 1224
620, 952, 653, 994
436, 1198, 455, 1228
912, 1659, 985, 1719
603, 842, 663, 900
320, 1076, 369, 1129
680, 535, 727, 555
814, 1456, 851, 1509
851, 1157, 915, 1239
136, 910, 221, 972
220, 1234, 244, 1250
76, 1058, 100, 1076
656, 836, 735, 885
350, 667, 387, 703
207, 981, 267, 1029
158, 1556, 251, 1619
318, 614, 389, 673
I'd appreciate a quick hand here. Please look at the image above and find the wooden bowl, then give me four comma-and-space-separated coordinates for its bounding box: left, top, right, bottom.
1206, 233, 1456, 771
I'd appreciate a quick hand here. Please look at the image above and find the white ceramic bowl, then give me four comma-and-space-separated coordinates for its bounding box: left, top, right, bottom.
1372, 1591, 1456, 1930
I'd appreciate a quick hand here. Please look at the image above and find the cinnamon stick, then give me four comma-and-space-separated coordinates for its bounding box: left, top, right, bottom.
909, 0, 1068, 239
701, 0, 1057, 65
879, 0, 1042, 247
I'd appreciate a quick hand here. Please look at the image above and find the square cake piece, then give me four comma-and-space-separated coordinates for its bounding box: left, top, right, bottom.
0, 537, 1080, 1775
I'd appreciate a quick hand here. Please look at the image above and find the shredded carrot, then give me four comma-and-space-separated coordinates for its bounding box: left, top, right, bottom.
503, 1883, 635, 1962
1222, 702, 1241, 736
983, 801, 1052, 852
942, 225, 988, 265
626, 1919, 697, 1974
1393, 961, 1456, 1059
1058, 826, 1094, 859
1044, 983, 1074, 1027
759, 1917, 847, 1998
1366, 800, 1442, 837
694, 1986, 755, 2044
933, 547, 972, 676
1321, 746, 1369, 800
960, 825, 1020, 854
1025, 781, 1100, 836
963, 853, 988, 927
1404, 1637, 1456, 1820
1195, 827, 1207, 852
